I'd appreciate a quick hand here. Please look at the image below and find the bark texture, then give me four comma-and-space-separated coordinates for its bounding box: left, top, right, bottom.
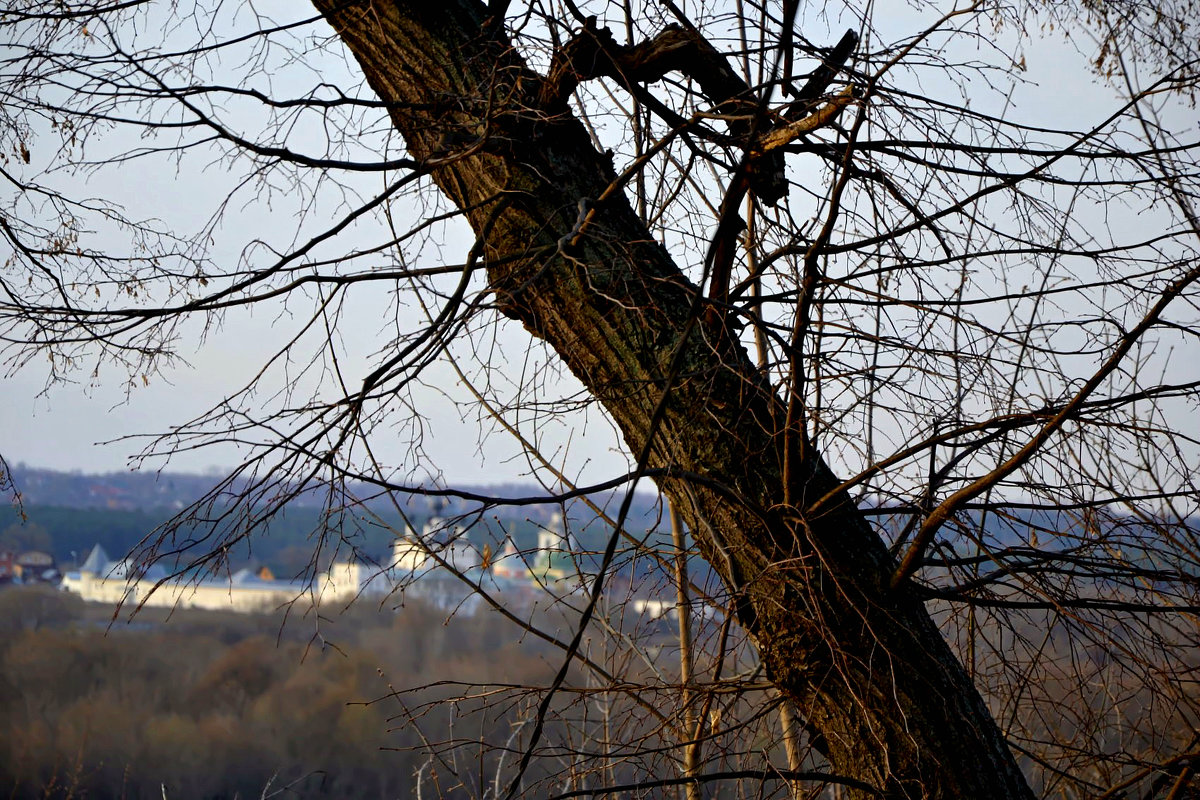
311, 2, 1038, 797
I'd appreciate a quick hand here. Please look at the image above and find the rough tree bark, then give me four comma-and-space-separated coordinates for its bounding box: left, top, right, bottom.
312, 1, 1038, 797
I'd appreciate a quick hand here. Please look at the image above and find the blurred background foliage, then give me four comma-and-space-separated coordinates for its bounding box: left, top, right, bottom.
0, 585, 563, 800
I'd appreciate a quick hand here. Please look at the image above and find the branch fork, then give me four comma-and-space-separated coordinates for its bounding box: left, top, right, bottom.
538, 19, 858, 206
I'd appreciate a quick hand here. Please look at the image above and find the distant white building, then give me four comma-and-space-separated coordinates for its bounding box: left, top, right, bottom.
60, 507, 587, 616
490, 537, 527, 580
532, 511, 580, 584
61, 543, 371, 614
390, 506, 482, 575
383, 504, 514, 613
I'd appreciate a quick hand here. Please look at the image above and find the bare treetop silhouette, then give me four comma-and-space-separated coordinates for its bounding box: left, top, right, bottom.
3, 1, 1200, 797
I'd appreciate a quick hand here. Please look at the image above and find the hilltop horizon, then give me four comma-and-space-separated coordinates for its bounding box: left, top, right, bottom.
3, 462, 655, 514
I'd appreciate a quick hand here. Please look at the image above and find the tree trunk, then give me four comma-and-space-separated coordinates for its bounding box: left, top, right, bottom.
312, 2, 1037, 797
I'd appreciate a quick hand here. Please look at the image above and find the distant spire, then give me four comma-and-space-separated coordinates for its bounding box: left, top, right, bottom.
79, 543, 110, 574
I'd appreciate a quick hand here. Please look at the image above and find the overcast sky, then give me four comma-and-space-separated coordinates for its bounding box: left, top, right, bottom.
2, 2, 1188, 486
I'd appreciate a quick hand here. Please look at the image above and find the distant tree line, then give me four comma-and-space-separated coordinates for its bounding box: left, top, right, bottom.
0, 504, 567, 577
0, 585, 569, 800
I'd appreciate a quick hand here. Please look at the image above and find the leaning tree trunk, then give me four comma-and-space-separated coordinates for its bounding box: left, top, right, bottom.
313, 2, 1037, 797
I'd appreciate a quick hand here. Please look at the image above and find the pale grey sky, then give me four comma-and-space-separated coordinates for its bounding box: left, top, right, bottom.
2, 1, 1192, 490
